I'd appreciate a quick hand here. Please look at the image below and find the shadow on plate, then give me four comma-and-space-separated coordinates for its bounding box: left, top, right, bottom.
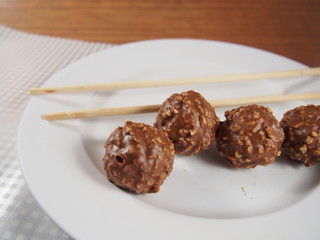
283, 75, 319, 94
195, 143, 241, 170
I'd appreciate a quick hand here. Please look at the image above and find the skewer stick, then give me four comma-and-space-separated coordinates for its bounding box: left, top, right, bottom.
30, 67, 320, 95
42, 91, 320, 121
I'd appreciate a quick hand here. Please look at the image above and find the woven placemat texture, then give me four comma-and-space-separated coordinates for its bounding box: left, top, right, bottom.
0, 26, 114, 240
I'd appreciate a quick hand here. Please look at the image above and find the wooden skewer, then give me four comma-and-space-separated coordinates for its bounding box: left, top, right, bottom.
42, 91, 320, 121
30, 67, 320, 95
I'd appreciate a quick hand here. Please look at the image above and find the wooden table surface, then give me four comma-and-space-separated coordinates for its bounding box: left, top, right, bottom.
1, 0, 319, 66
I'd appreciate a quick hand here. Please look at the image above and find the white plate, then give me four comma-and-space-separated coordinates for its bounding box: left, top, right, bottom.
18, 39, 320, 240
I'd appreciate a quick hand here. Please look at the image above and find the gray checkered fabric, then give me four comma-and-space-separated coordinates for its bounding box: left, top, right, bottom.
0, 26, 113, 240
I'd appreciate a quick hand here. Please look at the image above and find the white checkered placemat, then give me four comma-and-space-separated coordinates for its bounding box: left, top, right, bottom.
0, 26, 114, 240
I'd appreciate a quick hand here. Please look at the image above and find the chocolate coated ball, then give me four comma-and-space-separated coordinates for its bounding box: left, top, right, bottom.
154, 90, 219, 156
280, 105, 320, 166
103, 121, 175, 194
216, 105, 284, 168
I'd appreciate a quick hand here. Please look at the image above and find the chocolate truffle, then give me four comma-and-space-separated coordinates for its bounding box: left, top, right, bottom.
216, 105, 284, 168
103, 121, 175, 194
280, 105, 320, 166
154, 90, 219, 156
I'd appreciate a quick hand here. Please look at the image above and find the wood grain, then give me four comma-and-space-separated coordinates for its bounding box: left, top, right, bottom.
1, 0, 320, 66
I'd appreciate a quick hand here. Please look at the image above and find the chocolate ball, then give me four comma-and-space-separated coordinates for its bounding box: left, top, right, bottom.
216, 105, 284, 168
154, 90, 219, 156
280, 105, 320, 167
103, 121, 175, 194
